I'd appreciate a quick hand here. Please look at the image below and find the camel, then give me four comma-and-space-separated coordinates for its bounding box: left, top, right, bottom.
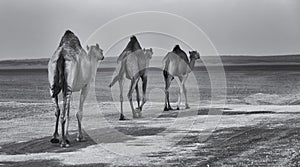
109, 48, 153, 120
162, 45, 200, 111
48, 30, 104, 147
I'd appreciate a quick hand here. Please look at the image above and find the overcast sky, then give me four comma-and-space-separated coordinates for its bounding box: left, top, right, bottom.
0, 0, 299, 60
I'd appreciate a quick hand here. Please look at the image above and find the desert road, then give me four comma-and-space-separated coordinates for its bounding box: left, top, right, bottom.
1, 101, 300, 166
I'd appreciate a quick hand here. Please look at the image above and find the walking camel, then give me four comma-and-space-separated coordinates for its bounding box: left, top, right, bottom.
48, 30, 104, 147
162, 45, 200, 111
109, 36, 153, 120
109, 44, 153, 120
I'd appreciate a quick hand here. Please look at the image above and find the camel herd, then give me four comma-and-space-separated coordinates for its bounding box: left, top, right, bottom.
48, 30, 200, 147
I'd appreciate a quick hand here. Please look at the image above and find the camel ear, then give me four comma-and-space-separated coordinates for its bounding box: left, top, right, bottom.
189, 51, 192, 54
86, 45, 89, 50
96, 43, 99, 48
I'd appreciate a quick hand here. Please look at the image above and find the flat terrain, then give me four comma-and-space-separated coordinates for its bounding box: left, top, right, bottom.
1, 64, 300, 166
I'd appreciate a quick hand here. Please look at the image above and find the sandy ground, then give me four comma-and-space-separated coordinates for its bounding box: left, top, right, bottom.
1, 100, 300, 166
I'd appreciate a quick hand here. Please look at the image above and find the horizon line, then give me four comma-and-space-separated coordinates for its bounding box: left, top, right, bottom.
1, 53, 300, 62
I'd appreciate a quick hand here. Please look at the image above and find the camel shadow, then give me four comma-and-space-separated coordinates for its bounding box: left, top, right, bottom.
0, 159, 109, 167
0, 131, 96, 155
0, 159, 63, 167
197, 108, 276, 115
0, 127, 144, 155
156, 107, 277, 119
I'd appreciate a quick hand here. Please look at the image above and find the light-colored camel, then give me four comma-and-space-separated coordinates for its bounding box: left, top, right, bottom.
109, 48, 153, 120
162, 45, 200, 111
48, 30, 104, 147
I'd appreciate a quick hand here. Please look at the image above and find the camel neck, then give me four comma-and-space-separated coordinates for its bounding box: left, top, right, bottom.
189, 58, 196, 71
90, 56, 99, 82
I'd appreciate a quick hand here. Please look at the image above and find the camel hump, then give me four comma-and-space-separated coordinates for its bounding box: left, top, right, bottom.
117, 35, 142, 62
172, 45, 189, 64
172, 45, 181, 52
59, 30, 82, 50
126, 36, 141, 52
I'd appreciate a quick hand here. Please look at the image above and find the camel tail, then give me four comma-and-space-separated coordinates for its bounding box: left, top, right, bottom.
162, 56, 170, 78
51, 49, 67, 98
109, 61, 124, 87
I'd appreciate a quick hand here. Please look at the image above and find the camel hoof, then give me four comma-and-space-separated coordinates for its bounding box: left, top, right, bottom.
185, 106, 190, 109
164, 107, 169, 111
135, 108, 141, 113
176, 107, 180, 110
138, 112, 142, 118
133, 114, 139, 118
60, 140, 70, 148
60, 142, 70, 148
76, 137, 84, 142
50, 138, 59, 144
119, 114, 126, 120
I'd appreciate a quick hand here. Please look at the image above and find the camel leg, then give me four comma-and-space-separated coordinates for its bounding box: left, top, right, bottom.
140, 74, 148, 112
175, 76, 184, 110
109, 60, 124, 87
166, 78, 173, 111
60, 62, 75, 147
65, 100, 70, 142
183, 84, 189, 109
135, 82, 143, 118
109, 73, 119, 88
128, 78, 139, 118
182, 76, 190, 109
163, 71, 173, 111
163, 71, 168, 111
119, 78, 125, 120
50, 96, 60, 143
61, 90, 71, 147
135, 83, 141, 110
76, 85, 89, 141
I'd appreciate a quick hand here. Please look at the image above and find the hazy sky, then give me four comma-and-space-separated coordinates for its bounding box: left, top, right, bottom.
0, 0, 299, 60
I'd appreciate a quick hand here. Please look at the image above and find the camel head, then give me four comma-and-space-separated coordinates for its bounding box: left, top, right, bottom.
189, 51, 200, 60
86, 43, 104, 61
143, 48, 153, 59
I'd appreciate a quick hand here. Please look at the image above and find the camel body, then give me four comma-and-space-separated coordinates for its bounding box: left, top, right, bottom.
48, 47, 97, 92
48, 30, 104, 147
124, 49, 152, 79
163, 45, 200, 111
162, 52, 192, 77
110, 48, 153, 120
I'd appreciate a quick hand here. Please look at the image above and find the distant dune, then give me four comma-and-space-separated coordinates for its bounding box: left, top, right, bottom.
0, 55, 300, 69
210, 54, 300, 66
0, 57, 118, 69
0, 58, 50, 69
